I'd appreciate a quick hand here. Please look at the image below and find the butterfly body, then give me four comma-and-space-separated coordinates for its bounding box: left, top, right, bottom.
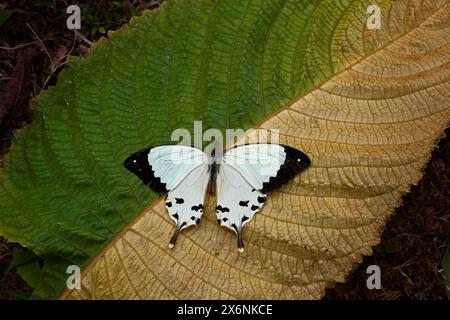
207, 147, 220, 195
124, 143, 310, 252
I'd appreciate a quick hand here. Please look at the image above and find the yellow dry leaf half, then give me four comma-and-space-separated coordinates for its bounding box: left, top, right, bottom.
61, 1, 450, 299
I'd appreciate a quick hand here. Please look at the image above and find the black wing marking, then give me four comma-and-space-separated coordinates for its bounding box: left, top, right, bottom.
261, 144, 311, 193
124, 147, 167, 193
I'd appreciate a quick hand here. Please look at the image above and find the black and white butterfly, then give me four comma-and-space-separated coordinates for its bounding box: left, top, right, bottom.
124, 143, 310, 252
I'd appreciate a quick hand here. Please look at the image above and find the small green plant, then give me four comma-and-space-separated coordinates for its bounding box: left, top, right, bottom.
0, 9, 11, 27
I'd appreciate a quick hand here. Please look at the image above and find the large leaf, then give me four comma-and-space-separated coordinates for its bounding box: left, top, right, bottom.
0, 0, 449, 299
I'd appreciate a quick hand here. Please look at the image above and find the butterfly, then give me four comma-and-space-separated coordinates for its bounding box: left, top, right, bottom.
124, 143, 310, 252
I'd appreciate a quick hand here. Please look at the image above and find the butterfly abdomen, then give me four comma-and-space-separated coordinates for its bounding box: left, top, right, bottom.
208, 162, 219, 195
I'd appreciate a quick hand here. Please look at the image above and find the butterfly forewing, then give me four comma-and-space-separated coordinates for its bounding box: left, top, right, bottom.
223, 144, 310, 192
124, 145, 208, 192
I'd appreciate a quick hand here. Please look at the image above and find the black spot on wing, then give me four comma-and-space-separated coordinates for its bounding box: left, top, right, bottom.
216, 205, 230, 213
172, 213, 179, 219
242, 216, 249, 222
166, 202, 172, 207
175, 198, 184, 204
261, 144, 311, 193
222, 217, 228, 222
239, 200, 249, 207
124, 147, 168, 193
251, 205, 259, 211
257, 196, 266, 203
191, 204, 203, 211
191, 216, 195, 221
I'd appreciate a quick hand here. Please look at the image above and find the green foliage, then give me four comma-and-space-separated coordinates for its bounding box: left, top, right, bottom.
0, 0, 385, 298
9, 247, 43, 293
0, 9, 11, 27
81, 1, 140, 36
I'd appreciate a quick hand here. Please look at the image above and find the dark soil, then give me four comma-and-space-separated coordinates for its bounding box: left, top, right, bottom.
0, 1, 448, 300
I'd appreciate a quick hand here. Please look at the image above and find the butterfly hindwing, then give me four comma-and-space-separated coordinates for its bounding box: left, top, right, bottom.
165, 163, 209, 247
216, 164, 267, 252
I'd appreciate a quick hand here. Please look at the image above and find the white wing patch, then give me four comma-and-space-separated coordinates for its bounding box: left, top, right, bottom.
222, 144, 286, 190
165, 163, 210, 247
148, 145, 208, 190
216, 164, 267, 252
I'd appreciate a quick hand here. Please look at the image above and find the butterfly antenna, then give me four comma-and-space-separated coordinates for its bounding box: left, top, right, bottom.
169, 222, 185, 249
